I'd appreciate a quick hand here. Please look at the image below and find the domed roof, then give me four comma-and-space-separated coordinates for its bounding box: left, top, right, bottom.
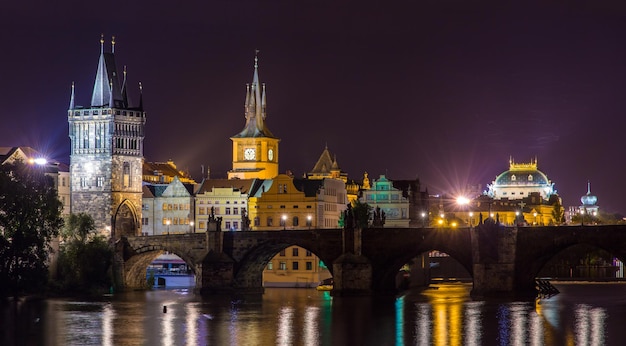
581, 181, 598, 206
493, 160, 550, 187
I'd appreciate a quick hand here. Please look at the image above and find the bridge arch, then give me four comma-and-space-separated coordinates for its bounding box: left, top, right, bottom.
120, 238, 202, 290
232, 239, 338, 289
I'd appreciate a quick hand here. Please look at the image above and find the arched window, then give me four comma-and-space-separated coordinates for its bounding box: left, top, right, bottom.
528, 174, 533, 181
267, 217, 273, 227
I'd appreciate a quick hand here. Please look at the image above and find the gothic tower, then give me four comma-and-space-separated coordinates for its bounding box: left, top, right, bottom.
228, 53, 280, 179
68, 36, 145, 238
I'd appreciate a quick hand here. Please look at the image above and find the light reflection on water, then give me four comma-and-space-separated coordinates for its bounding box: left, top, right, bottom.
3, 283, 626, 345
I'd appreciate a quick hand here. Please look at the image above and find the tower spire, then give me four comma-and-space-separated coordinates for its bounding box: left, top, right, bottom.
111, 35, 116, 54
100, 34, 104, 53
587, 180, 591, 195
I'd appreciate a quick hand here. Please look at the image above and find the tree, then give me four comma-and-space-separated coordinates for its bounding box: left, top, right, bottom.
352, 200, 372, 229
0, 161, 64, 298
551, 200, 565, 225
56, 213, 112, 294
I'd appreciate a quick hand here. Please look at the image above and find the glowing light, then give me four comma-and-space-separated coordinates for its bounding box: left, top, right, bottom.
456, 196, 470, 205
34, 157, 47, 165
438, 219, 444, 225
451, 222, 457, 227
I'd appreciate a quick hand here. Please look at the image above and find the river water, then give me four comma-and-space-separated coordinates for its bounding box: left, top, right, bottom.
2, 282, 626, 345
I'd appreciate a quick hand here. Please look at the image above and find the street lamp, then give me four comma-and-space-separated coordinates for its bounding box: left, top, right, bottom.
421, 212, 426, 228
533, 212, 538, 226
282, 214, 287, 230
307, 215, 312, 229
166, 219, 171, 235
468, 212, 474, 227
189, 221, 194, 233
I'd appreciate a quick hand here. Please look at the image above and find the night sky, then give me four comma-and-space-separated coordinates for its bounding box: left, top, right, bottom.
3, 1, 626, 213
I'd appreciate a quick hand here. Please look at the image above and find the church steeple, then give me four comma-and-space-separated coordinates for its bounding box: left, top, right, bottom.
228, 51, 280, 180
233, 51, 275, 139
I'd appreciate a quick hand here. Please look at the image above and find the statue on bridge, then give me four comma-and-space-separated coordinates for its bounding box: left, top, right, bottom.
241, 208, 251, 231
371, 206, 386, 228
208, 206, 223, 232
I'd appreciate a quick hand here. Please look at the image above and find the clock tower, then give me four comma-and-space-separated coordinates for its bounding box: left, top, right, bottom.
228, 54, 279, 179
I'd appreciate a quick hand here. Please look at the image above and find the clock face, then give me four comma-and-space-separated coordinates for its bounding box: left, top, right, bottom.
268, 149, 274, 161
244, 148, 256, 160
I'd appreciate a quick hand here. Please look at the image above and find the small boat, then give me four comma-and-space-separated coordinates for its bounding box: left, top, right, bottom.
316, 278, 333, 291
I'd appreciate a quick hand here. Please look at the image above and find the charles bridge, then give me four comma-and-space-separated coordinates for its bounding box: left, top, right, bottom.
114, 224, 626, 298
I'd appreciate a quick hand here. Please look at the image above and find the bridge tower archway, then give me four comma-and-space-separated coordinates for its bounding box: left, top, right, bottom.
113, 199, 139, 239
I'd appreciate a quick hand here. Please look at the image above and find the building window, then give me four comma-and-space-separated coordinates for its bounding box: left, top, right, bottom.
233, 207, 239, 215
528, 174, 533, 181
267, 217, 273, 226
306, 262, 312, 270
199, 221, 205, 229
225, 208, 231, 215
280, 217, 286, 227
62, 177, 66, 187
279, 249, 286, 256
225, 221, 231, 229
293, 216, 299, 227
80, 177, 88, 188
267, 262, 273, 270
254, 217, 260, 226
279, 262, 287, 270
292, 248, 299, 256
199, 207, 205, 215
292, 262, 299, 270
306, 250, 312, 257
233, 221, 239, 230
123, 162, 131, 188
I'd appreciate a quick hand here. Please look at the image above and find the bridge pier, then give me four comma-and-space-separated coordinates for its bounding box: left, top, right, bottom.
470, 224, 537, 298
332, 227, 372, 296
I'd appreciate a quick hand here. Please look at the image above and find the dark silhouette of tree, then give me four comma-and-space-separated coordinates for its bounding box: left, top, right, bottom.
56, 213, 112, 294
0, 161, 63, 298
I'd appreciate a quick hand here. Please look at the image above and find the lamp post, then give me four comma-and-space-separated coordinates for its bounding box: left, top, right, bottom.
469, 212, 474, 228
533, 212, 538, 226
421, 212, 426, 228
166, 219, 171, 235
189, 221, 194, 233
282, 214, 287, 230
307, 215, 312, 230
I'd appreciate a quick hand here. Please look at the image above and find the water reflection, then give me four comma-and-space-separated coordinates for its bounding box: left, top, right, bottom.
3, 283, 625, 345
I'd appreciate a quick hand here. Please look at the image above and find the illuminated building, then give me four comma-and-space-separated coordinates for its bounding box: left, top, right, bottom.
228, 53, 279, 180
359, 175, 410, 228
248, 174, 346, 286
67, 36, 146, 237
142, 177, 194, 235
486, 157, 556, 201
194, 179, 257, 232
579, 181, 599, 216
440, 158, 562, 226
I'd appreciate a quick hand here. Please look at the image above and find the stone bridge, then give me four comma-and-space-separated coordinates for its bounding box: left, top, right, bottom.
114, 224, 626, 298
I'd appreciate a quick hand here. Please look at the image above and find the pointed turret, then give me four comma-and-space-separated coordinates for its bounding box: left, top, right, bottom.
91, 35, 124, 108
68, 82, 75, 110
138, 82, 143, 111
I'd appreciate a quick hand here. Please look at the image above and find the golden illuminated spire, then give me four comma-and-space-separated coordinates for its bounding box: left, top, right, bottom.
111, 35, 116, 53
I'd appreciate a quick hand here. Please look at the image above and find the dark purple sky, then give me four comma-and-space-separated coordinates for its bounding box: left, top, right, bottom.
3, 1, 626, 213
